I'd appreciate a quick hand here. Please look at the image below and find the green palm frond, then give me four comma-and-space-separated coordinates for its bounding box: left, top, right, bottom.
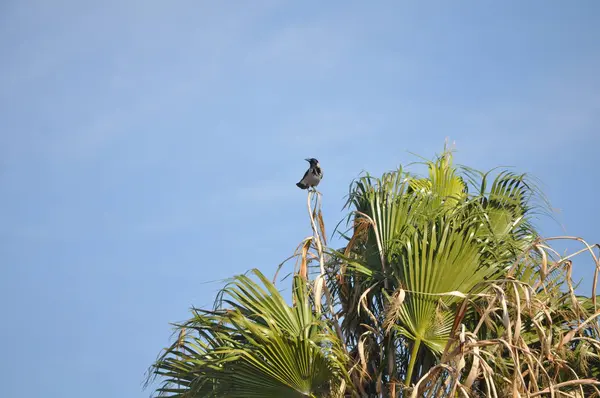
408, 150, 467, 208
148, 269, 350, 398
391, 216, 497, 353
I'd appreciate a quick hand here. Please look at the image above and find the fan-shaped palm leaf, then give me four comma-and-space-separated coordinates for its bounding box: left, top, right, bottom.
148, 269, 350, 397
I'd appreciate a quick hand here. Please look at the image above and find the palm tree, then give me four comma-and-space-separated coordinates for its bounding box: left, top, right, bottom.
147, 146, 600, 397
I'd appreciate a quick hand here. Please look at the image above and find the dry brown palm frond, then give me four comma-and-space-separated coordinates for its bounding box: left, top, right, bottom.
383, 288, 407, 335
344, 215, 372, 257
299, 237, 312, 280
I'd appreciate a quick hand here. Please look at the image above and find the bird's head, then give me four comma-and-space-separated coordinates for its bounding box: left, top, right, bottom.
305, 158, 319, 166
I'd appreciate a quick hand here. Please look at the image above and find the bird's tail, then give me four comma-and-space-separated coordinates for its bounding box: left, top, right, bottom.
296, 182, 308, 189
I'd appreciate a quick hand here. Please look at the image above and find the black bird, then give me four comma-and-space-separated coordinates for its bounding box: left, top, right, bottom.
296, 158, 323, 190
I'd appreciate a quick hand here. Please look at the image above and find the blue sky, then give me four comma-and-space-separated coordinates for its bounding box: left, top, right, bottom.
1, 1, 599, 396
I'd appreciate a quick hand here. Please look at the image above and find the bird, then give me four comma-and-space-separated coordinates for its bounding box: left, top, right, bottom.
296, 158, 323, 191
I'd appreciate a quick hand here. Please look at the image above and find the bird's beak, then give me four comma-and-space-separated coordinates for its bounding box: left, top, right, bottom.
305, 158, 311, 162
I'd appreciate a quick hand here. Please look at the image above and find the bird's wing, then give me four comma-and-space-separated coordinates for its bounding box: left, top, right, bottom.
300, 168, 310, 182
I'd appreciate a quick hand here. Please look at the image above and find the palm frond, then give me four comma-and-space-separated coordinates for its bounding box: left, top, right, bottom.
148, 269, 350, 398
